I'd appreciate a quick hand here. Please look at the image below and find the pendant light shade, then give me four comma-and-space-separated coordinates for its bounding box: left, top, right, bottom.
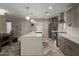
33, 21, 36, 24
59, 12, 65, 23
30, 14, 36, 24
25, 7, 30, 20
31, 18, 36, 23
31, 19, 34, 22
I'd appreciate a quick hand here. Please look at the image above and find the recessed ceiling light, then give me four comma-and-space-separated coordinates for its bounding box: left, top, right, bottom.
49, 6, 53, 10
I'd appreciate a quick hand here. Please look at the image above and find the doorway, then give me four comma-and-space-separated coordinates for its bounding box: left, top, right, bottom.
6, 22, 12, 33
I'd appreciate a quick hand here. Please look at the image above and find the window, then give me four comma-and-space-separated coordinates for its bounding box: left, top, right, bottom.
6, 22, 12, 33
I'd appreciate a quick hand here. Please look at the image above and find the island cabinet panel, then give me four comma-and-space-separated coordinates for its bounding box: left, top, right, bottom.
18, 31, 42, 56
58, 35, 79, 56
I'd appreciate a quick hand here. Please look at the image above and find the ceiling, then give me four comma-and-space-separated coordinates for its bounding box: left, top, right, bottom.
0, 3, 72, 19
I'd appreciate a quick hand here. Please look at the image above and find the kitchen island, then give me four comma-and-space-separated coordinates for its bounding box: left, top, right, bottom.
18, 31, 42, 56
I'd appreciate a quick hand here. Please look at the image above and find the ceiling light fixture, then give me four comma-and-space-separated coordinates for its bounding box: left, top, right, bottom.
31, 19, 34, 22
49, 6, 53, 10
33, 21, 36, 24
25, 7, 30, 20
30, 13, 34, 23
33, 16, 36, 24
30, 15, 36, 24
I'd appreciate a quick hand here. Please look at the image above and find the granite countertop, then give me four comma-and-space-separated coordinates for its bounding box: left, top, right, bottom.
58, 33, 79, 44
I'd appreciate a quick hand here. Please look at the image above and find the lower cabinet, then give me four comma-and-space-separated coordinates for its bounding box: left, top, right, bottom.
70, 41, 79, 56
58, 35, 79, 56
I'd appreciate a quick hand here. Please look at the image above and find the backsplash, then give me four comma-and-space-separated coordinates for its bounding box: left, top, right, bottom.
58, 23, 67, 32
66, 26, 79, 36
58, 24, 79, 36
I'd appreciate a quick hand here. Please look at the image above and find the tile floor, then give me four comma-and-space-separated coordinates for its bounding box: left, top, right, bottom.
43, 38, 64, 56
0, 38, 64, 56
0, 41, 20, 56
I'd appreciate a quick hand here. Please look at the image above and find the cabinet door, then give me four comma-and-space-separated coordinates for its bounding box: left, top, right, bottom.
64, 37, 79, 56
64, 43, 72, 56
62, 37, 72, 56
66, 11, 69, 26
76, 4, 79, 27
70, 41, 79, 56
58, 35, 63, 47
58, 36, 65, 53
58, 35, 79, 56
70, 7, 77, 27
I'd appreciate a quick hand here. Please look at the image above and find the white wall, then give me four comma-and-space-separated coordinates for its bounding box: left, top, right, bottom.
0, 15, 38, 36
10, 17, 32, 36
11, 18, 21, 37
0, 15, 49, 37
21, 20, 31, 35
0, 16, 6, 33
5, 17, 32, 36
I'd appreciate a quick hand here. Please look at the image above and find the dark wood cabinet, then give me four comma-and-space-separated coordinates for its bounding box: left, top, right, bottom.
58, 35, 79, 56
48, 17, 58, 40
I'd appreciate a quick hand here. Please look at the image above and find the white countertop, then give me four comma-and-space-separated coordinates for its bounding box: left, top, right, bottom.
18, 31, 42, 40
59, 33, 79, 44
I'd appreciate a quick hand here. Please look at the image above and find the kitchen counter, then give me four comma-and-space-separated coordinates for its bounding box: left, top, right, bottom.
58, 33, 79, 44
58, 33, 79, 55
19, 31, 42, 40
18, 31, 42, 56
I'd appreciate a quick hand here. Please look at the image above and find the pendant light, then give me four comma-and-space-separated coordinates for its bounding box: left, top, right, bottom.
30, 14, 36, 24
59, 12, 65, 23
31, 18, 34, 23
33, 21, 36, 24
30, 13, 34, 22
25, 7, 30, 20
33, 16, 36, 24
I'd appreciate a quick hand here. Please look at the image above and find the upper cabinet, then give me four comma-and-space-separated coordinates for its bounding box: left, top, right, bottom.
66, 4, 79, 27
76, 4, 79, 27
66, 9, 70, 26
70, 6, 76, 27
